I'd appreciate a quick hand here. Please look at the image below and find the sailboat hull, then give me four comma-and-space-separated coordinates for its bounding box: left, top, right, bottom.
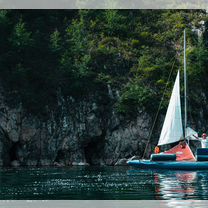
128, 160, 208, 170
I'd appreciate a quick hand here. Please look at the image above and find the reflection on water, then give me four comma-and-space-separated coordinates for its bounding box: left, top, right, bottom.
153, 171, 197, 199
0, 166, 208, 200
128, 169, 208, 200
155, 171, 197, 199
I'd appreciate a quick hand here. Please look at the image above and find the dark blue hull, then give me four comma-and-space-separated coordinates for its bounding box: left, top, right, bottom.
128, 160, 208, 170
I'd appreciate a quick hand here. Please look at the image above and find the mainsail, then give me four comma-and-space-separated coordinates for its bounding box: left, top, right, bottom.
158, 71, 183, 146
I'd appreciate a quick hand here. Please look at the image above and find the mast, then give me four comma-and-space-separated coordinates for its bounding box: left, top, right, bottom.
184, 29, 187, 142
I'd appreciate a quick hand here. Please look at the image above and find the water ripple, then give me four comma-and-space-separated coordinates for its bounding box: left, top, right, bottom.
0, 167, 208, 199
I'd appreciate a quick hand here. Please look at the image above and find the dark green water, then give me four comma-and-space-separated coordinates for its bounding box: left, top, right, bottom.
0, 166, 208, 200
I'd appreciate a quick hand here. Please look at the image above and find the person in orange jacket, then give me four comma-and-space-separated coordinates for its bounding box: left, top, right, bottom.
154, 146, 161, 154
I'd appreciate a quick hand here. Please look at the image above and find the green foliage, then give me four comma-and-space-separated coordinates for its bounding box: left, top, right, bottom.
0, 9, 207, 119
10, 19, 33, 49
50, 29, 62, 52
0, 10, 9, 25
104, 10, 127, 36
116, 80, 156, 117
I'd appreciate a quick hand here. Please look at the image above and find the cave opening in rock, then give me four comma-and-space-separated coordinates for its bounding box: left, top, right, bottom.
0, 129, 19, 166
54, 149, 70, 165
55, 150, 65, 162
9, 141, 20, 162
84, 132, 106, 165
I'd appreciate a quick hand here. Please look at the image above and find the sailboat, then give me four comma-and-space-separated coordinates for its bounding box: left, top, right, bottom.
128, 30, 208, 170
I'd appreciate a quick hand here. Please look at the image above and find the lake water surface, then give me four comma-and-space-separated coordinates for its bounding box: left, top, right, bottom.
0, 166, 208, 200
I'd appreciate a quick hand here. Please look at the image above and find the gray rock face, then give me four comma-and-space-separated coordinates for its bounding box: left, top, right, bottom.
0, 86, 153, 167
11, 160, 20, 167
114, 158, 128, 166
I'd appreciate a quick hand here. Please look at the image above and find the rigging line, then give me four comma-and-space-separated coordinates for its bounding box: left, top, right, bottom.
142, 57, 177, 159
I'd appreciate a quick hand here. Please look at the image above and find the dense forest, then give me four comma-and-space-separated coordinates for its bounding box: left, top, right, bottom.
0, 10, 207, 119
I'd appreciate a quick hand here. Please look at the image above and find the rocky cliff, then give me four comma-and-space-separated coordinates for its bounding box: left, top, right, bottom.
0, 85, 153, 167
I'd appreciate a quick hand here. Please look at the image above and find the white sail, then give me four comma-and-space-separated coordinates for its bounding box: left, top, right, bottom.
186, 127, 198, 140
158, 71, 183, 146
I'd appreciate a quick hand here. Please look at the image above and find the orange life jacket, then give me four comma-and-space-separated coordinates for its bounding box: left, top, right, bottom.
154, 146, 160, 154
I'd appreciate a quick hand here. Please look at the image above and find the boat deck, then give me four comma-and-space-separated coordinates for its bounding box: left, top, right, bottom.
128, 160, 208, 170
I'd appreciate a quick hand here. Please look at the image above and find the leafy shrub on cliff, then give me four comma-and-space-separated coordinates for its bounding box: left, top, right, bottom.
116, 80, 156, 117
